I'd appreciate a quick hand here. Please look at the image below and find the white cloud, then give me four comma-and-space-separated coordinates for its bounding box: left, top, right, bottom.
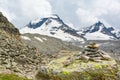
0, 0, 120, 29
20, 0, 52, 19
76, 8, 98, 27
0, 0, 17, 21
0, 0, 52, 28
76, 0, 120, 27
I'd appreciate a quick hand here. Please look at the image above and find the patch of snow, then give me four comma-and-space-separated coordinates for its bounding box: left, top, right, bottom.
42, 38, 47, 41
66, 22, 77, 30
21, 36, 31, 40
20, 26, 84, 42
84, 32, 114, 40
34, 36, 43, 42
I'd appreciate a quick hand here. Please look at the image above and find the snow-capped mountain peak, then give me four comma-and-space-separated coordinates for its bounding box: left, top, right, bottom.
83, 21, 107, 33
90, 21, 105, 32
27, 14, 62, 29
78, 21, 120, 40
20, 14, 85, 42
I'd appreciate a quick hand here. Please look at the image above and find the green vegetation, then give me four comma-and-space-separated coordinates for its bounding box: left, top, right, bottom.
0, 74, 31, 80
35, 51, 120, 80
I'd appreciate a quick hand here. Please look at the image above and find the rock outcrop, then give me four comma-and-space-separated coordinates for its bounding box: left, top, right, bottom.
0, 12, 42, 79
0, 12, 20, 40
35, 43, 119, 80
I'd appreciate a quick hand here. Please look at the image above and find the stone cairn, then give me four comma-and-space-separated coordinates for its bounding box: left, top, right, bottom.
80, 42, 112, 62
61, 42, 113, 67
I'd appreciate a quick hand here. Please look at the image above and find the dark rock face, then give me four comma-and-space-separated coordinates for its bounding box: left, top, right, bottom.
0, 27, 20, 40
28, 18, 48, 29
0, 12, 42, 78
0, 12, 20, 40
0, 12, 11, 25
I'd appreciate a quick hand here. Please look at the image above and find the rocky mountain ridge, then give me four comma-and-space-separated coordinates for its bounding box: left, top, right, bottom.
20, 14, 85, 42
78, 21, 120, 40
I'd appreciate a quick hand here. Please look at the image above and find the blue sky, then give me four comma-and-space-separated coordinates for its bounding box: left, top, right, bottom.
0, 0, 120, 29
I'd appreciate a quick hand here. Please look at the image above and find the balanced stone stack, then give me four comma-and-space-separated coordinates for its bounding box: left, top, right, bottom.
80, 42, 112, 62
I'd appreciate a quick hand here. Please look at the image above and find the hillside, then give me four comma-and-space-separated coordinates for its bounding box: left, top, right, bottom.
34, 42, 120, 80
0, 12, 42, 78
21, 33, 81, 54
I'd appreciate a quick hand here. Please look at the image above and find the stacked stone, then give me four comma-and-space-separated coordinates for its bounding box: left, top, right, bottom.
81, 42, 112, 62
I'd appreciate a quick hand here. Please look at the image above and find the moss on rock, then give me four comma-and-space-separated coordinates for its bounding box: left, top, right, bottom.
35, 52, 119, 80
0, 74, 31, 80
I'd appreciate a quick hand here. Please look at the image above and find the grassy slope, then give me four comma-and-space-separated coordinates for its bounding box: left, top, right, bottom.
0, 74, 31, 80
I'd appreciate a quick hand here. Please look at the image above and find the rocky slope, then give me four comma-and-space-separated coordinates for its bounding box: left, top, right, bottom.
21, 33, 81, 54
0, 12, 81, 79
35, 46, 119, 80
0, 12, 43, 78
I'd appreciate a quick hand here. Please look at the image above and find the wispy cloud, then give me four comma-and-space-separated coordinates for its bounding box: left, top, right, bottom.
0, 0, 120, 29
75, 0, 120, 27
0, 0, 52, 28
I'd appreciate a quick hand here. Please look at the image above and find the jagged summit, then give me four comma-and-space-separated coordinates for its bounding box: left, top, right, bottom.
27, 14, 63, 29
95, 21, 103, 26
90, 21, 105, 32
20, 14, 85, 42
78, 21, 119, 40
83, 21, 106, 33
